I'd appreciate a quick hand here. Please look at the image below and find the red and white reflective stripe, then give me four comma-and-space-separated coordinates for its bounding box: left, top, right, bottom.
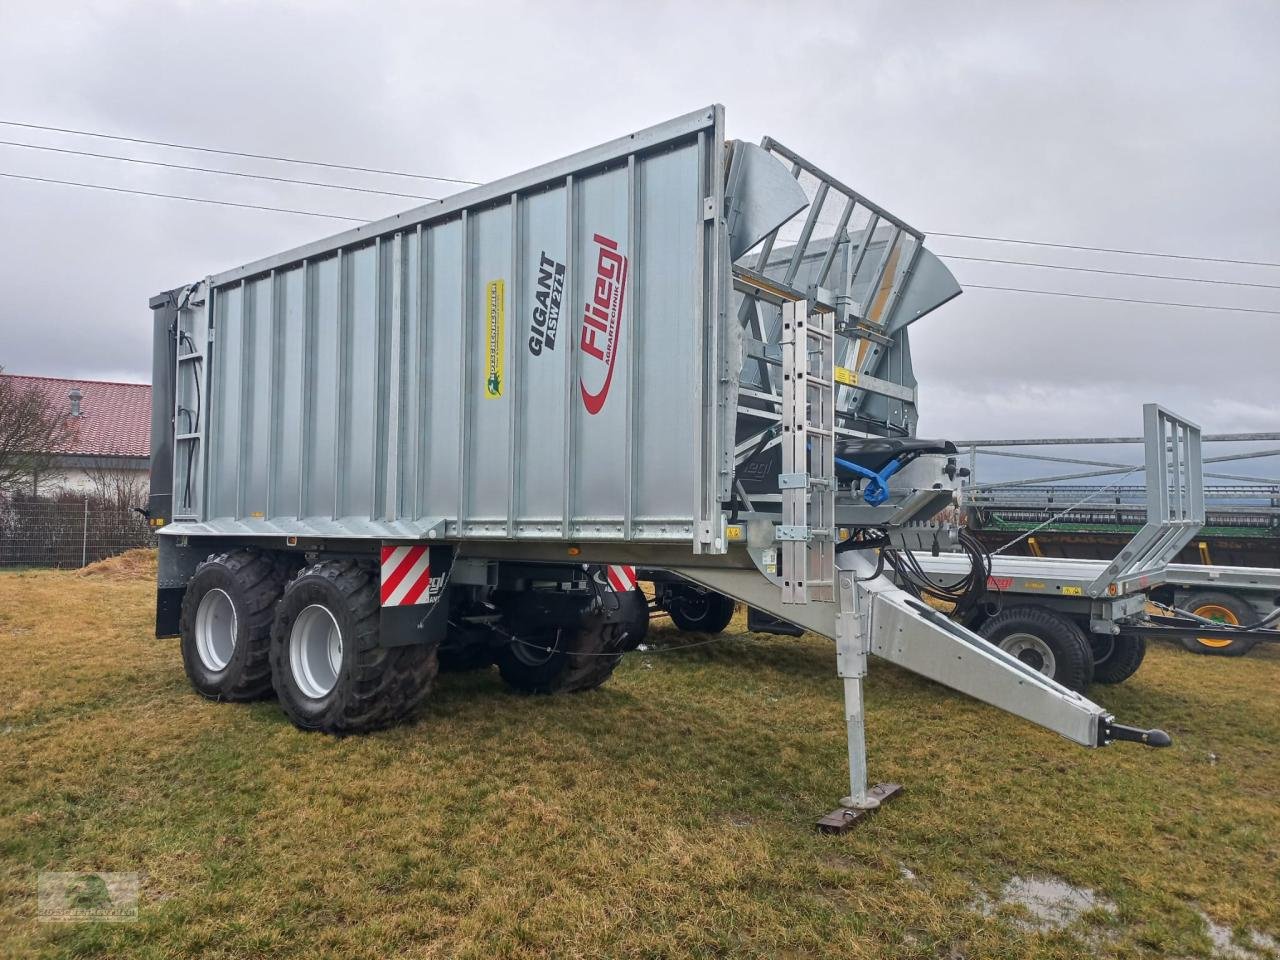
380, 545, 433, 606
604, 564, 637, 593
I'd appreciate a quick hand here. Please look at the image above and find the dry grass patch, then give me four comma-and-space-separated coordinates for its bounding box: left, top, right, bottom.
1, 566, 1277, 959
76, 548, 158, 582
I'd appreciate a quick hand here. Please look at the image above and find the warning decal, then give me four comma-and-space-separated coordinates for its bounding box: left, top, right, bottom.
604, 564, 637, 592
381, 545, 435, 606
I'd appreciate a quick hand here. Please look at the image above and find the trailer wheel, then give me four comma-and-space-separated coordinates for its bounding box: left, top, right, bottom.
667, 587, 736, 634
978, 606, 1094, 692
178, 549, 288, 702
1092, 633, 1147, 684
1179, 592, 1258, 657
437, 627, 496, 673
269, 560, 439, 733
495, 590, 645, 694
618, 588, 650, 650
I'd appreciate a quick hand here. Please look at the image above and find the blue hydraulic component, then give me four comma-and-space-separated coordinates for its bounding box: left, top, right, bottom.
835, 455, 906, 506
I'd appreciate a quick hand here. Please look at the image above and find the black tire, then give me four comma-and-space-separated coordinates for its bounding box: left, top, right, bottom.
978, 605, 1094, 692
437, 629, 495, 673
272, 551, 307, 587
178, 549, 289, 702
494, 590, 646, 694
269, 560, 439, 733
1092, 632, 1147, 684
1178, 591, 1259, 657
667, 588, 736, 634
617, 588, 651, 651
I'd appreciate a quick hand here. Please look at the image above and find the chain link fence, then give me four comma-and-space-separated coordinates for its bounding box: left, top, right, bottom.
0, 496, 156, 569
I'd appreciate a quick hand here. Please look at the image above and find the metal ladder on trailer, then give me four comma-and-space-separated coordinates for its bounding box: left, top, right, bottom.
779, 298, 837, 604
172, 283, 208, 521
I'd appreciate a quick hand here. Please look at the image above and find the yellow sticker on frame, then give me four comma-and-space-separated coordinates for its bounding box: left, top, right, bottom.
484, 279, 505, 398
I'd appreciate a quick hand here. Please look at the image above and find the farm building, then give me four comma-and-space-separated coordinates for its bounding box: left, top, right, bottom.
0, 373, 151, 497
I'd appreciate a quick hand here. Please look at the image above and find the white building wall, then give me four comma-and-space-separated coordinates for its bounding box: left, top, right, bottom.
31, 457, 151, 500
37, 466, 151, 497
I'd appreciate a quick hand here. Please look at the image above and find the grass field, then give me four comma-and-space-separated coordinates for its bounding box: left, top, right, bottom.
1, 560, 1277, 959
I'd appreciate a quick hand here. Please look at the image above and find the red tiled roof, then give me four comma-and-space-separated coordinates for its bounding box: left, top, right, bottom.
2, 374, 151, 458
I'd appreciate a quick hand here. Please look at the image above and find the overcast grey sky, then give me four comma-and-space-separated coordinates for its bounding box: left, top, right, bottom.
0, 1, 1276, 443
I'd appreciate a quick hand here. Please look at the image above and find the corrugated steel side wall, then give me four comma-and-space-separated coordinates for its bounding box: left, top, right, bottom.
171, 107, 729, 550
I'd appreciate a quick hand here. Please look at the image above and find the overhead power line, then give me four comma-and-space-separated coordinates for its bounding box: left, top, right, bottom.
938, 253, 1280, 291
962, 282, 1280, 316
927, 231, 1280, 270
0, 171, 369, 222
4, 117, 1275, 271
4, 165, 1278, 321
0, 119, 482, 187
0, 139, 440, 202
5, 117, 1274, 272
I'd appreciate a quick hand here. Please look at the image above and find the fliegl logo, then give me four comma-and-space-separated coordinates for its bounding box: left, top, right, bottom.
579, 233, 628, 415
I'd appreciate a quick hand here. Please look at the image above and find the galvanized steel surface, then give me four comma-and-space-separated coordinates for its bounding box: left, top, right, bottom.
168, 107, 729, 549
162, 105, 961, 561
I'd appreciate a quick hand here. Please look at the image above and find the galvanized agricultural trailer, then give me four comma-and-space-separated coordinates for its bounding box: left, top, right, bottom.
914, 405, 1212, 687
919, 552, 1280, 666
148, 105, 1170, 826
933, 412, 1280, 662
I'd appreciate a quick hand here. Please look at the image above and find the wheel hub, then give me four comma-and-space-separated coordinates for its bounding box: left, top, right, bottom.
289, 604, 344, 699
194, 588, 237, 672
677, 592, 712, 622
1000, 631, 1057, 678
1194, 604, 1238, 648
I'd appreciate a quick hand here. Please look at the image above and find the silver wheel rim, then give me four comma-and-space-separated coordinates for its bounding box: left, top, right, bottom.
289, 604, 343, 699
195, 588, 237, 672
1000, 631, 1057, 677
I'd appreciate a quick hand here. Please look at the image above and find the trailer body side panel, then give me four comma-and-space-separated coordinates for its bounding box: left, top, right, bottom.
168, 107, 728, 550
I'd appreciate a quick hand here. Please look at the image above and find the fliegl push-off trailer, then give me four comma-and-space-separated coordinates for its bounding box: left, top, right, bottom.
148, 106, 1169, 827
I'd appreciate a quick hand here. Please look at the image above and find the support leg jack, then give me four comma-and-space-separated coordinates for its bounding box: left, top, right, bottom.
818, 614, 903, 832
812, 540, 1146, 834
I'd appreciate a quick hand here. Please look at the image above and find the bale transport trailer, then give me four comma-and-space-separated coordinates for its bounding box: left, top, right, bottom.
913, 413, 1280, 667
148, 106, 1171, 827
908, 554, 1280, 666
909, 405, 1217, 686
650, 408, 1279, 687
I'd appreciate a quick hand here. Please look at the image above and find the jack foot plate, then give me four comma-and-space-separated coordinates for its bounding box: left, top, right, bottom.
815, 783, 903, 834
